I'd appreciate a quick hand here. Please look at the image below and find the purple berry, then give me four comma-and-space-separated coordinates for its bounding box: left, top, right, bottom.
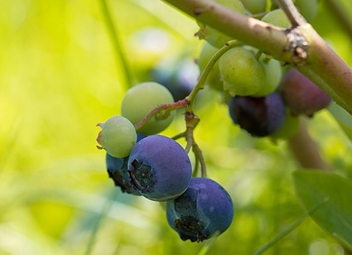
166, 178, 234, 242
281, 69, 331, 116
106, 133, 146, 195
127, 135, 192, 201
228, 93, 285, 137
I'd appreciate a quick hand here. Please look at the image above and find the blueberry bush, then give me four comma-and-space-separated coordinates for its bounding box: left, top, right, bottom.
2, 0, 352, 254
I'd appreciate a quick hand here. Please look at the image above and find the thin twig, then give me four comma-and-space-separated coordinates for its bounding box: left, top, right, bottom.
185, 40, 243, 111
172, 132, 186, 140
193, 155, 200, 177
192, 143, 207, 178
277, 0, 306, 27
134, 99, 189, 130
99, 0, 134, 90
184, 112, 200, 153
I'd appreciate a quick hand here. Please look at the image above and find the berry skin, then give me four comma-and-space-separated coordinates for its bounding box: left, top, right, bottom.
253, 56, 282, 97
219, 47, 266, 96
166, 178, 234, 242
97, 116, 137, 158
151, 58, 198, 101
197, 0, 246, 48
295, 0, 318, 22
106, 133, 146, 195
228, 93, 285, 137
198, 42, 223, 91
281, 69, 331, 116
262, 9, 291, 28
121, 82, 175, 135
240, 0, 266, 14
127, 135, 192, 202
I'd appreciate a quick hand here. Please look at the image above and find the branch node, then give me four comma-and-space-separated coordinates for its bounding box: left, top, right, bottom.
284, 28, 308, 65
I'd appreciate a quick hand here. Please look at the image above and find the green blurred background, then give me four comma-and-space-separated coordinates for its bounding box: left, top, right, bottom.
1, 0, 352, 254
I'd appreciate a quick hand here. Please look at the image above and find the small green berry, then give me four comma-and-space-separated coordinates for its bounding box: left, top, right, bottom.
97, 116, 137, 158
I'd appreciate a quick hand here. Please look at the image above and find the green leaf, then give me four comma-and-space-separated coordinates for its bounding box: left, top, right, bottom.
328, 102, 352, 141
293, 170, 352, 249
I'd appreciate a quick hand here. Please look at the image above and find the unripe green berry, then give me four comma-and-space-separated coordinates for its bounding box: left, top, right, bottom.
253, 57, 282, 97
219, 47, 265, 96
262, 9, 291, 28
121, 82, 175, 135
97, 116, 137, 158
240, 0, 266, 14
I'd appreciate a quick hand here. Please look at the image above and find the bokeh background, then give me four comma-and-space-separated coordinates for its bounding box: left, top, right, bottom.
1, 0, 352, 254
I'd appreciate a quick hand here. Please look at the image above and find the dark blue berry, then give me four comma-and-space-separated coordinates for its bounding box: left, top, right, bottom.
106, 133, 146, 195
151, 59, 198, 101
166, 178, 234, 242
127, 135, 192, 201
228, 93, 285, 137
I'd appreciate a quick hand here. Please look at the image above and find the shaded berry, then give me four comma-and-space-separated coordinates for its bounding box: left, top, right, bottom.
228, 93, 285, 137
106, 133, 146, 195
151, 58, 198, 101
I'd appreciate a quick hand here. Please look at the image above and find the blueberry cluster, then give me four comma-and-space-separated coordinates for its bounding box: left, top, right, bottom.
96, 0, 328, 242
98, 82, 234, 242
195, 0, 329, 140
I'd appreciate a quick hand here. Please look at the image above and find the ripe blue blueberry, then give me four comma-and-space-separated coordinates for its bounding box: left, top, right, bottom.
228, 93, 285, 137
166, 178, 234, 242
127, 135, 192, 202
106, 133, 146, 195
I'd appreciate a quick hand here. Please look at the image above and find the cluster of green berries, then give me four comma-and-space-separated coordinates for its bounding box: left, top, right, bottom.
98, 83, 234, 242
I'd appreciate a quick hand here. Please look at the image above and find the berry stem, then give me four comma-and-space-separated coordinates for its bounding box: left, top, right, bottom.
134, 99, 189, 131
193, 155, 200, 177
185, 40, 243, 112
192, 143, 207, 178
172, 132, 186, 140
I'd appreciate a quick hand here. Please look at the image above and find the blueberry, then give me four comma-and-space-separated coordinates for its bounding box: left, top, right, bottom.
166, 178, 234, 242
127, 135, 192, 201
151, 58, 198, 101
106, 133, 146, 195
281, 68, 331, 116
228, 93, 285, 137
